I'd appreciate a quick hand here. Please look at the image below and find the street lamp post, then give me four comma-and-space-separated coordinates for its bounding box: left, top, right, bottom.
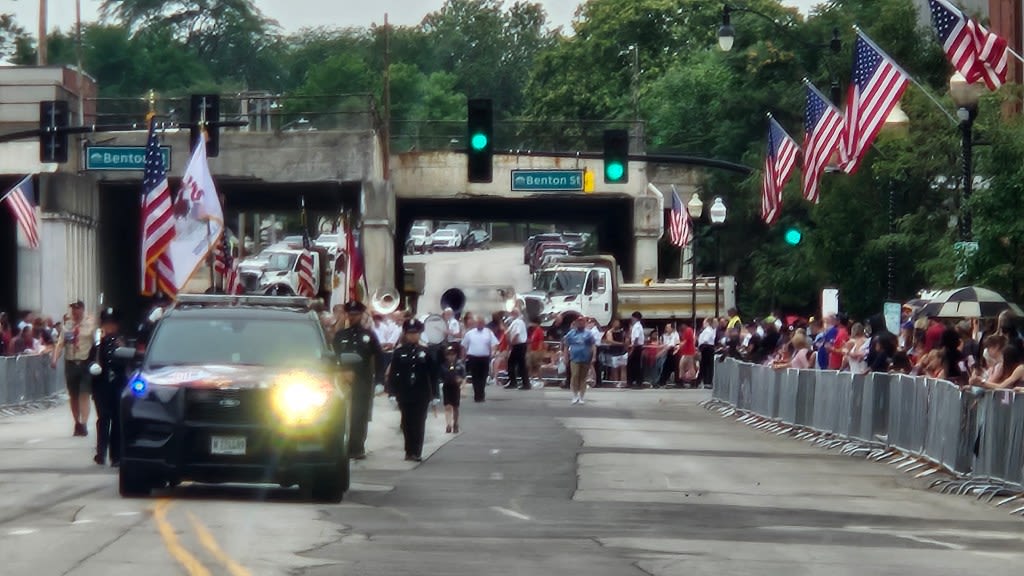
948, 72, 984, 242
881, 101, 909, 299
717, 4, 842, 103
709, 197, 727, 318
686, 193, 704, 328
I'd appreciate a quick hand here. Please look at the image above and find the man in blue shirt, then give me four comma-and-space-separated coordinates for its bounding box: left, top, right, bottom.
563, 315, 596, 405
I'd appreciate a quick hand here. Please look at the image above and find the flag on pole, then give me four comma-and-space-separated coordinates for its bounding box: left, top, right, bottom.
761, 116, 798, 226
168, 132, 223, 291
140, 119, 176, 296
928, 0, 1008, 90
841, 31, 910, 175
212, 231, 241, 294
3, 176, 40, 249
328, 219, 348, 312
346, 218, 367, 302
802, 82, 844, 204
668, 186, 692, 247
296, 250, 316, 297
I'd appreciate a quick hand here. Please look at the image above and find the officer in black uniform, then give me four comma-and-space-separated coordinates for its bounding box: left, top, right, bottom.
90, 307, 126, 466
332, 300, 381, 460
387, 319, 440, 462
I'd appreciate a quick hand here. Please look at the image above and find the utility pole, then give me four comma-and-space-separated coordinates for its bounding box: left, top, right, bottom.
382, 13, 391, 180
37, 0, 48, 65
75, 0, 84, 124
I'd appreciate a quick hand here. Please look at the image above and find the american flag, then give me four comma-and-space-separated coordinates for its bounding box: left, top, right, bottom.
668, 186, 692, 247
140, 118, 176, 296
840, 31, 910, 175
802, 82, 844, 204
3, 176, 40, 249
761, 116, 798, 226
296, 250, 316, 297
213, 233, 241, 294
929, 0, 1008, 91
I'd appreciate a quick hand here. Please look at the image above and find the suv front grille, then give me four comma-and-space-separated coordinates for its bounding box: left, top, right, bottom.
185, 388, 268, 425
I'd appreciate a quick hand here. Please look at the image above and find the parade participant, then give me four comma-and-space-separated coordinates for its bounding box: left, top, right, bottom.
332, 300, 382, 460
52, 301, 94, 437
563, 315, 596, 405
90, 307, 126, 466
460, 315, 498, 402
440, 345, 465, 433
505, 308, 529, 390
388, 319, 440, 462
627, 312, 645, 388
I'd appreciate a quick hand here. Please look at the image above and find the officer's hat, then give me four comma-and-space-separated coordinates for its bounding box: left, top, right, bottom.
100, 307, 120, 324
343, 300, 367, 313
403, 318, 424, 333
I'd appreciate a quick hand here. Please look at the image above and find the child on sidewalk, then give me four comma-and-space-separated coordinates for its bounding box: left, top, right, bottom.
441, 345, 465, 433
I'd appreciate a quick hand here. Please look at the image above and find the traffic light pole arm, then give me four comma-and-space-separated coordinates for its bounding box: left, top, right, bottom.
0, 120, 249, 144
485, 149, 754, 175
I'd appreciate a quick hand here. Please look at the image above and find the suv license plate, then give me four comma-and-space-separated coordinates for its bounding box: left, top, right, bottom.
211, 436, 246, 455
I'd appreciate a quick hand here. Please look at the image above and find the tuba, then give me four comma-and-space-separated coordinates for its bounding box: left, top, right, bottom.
371, 289, 401, 315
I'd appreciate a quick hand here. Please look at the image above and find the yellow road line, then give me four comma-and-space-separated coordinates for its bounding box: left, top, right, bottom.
152, 499, 212, 576
187, 511, 254, 576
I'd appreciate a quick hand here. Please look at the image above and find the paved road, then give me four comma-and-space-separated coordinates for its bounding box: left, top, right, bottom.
406, 245, 531, 316
1, 387, 1022, 575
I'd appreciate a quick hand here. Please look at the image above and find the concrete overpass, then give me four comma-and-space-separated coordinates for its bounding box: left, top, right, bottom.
1, 126, 707, 322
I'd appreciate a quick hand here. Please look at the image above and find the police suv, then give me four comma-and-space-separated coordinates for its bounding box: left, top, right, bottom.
115, 295, 355, 502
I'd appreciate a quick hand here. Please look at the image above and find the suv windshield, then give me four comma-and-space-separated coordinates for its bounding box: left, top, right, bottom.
411, 226, 428, 238
146, 316, 326, 368
264, 252, 297, 271
534, 270, 586, 294
434, 230, 456, 238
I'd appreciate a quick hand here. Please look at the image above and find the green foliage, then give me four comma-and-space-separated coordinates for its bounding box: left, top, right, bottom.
0, 12, 31, 61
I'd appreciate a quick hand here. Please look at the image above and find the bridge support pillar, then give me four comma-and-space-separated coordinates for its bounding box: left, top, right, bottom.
360, 179, 395, 297
632, 195, 662, 283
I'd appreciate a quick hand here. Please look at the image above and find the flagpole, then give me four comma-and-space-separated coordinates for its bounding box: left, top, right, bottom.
853, 25, 957, 124
0, 175, 32, 205
802, 78, 843, 114
198, 97, 217, 292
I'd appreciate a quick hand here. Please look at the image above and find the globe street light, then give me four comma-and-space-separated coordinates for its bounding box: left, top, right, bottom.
709, 197, 727, 317
686, 193, 704, 328
948, 71, 984, 245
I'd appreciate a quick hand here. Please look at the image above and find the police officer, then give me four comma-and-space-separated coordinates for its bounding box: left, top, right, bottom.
90, 307, 126, 466
332, 300, 381, 460
387, 319, 440, 462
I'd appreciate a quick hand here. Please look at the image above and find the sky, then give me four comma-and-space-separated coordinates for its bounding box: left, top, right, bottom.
5, 0, 822, 37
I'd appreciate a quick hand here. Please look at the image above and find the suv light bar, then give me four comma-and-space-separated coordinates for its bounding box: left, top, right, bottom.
172, 294, 318, 309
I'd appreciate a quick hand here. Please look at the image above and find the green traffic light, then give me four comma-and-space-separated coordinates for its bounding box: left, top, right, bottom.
784, 228, 803, 246
470, 132, 489, 151
605, 161, 625, 182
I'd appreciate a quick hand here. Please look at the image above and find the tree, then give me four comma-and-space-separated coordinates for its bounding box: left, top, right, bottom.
1, 12, 32, 62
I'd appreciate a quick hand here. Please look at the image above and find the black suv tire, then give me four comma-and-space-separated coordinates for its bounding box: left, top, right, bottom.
119, 463, 151, 497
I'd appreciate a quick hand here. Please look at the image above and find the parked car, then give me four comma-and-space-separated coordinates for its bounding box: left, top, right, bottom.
524, 233, 562, 264
406, 225, 431, 254
539, 249, 569, 268
560, 232, 589, 256
465, 229, 491, 250
531, 241, 570, 271
430, 228, 463, 250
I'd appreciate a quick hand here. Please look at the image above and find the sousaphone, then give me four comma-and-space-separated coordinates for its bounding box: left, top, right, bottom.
371, 289, 401, 315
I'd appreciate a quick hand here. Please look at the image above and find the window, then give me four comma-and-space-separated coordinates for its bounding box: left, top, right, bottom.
264, 252, 298, 272
596, 271, 608, 293
146, 317, 326, 368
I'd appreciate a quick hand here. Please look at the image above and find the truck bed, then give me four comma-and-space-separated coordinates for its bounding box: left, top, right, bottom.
617, 278, 735, 321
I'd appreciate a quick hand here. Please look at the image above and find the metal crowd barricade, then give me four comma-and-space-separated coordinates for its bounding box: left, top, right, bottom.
0, 355, 62, 406
795, 370, 816, 427
777, 369, 799, 425
810, 370, 838, 433
751, 364, 773, 416
834, 372, 856, 439
1005, 393, 1024, 489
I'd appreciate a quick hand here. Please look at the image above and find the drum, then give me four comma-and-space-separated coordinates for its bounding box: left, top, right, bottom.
420, 314, 447, 346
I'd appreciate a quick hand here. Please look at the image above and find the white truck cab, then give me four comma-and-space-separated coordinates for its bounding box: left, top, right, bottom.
257, 248, 321, 296
523, 255, 736, 328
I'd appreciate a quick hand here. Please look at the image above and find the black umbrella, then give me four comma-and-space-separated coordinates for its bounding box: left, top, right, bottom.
918, 287, 1024, 319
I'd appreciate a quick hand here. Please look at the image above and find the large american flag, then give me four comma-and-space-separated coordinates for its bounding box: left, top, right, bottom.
668, 186, 692, 247
3, 176, 40, 249
929, 0, 1008, 91
296, 251, 316, 297
802, 82, 844, 204
140, 118, 176, 296
840, 31, 910, 175
761, 116, 798, 226
213, 232, 241, 294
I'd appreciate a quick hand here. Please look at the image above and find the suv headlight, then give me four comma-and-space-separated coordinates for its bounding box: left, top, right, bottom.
270, 372, 334, 426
